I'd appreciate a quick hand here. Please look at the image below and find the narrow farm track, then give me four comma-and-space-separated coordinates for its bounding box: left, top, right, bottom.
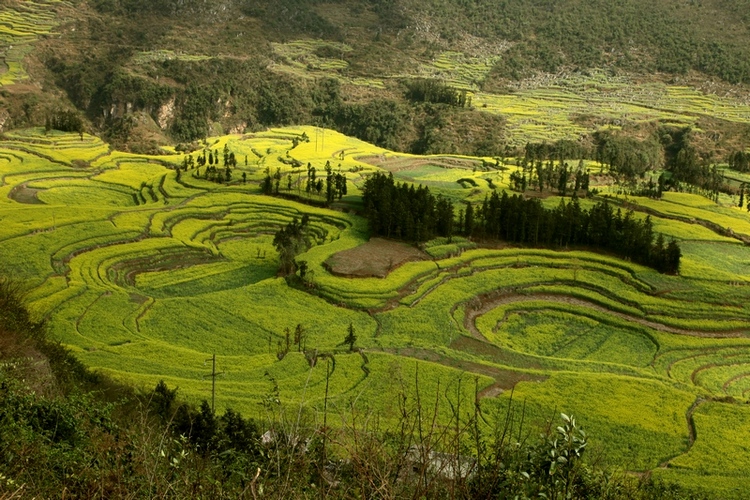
690, 356, 750, 385
374, 346, 546, 396
134, 296, 155, 333
723, 372, 750, 392
466, 292, 750, 340
75, 291, 110, 338
0, 144, 74, 167
658, 396, 706, 469
663, 349, 728, 379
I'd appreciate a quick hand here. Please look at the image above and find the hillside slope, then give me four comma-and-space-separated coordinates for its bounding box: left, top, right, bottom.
1, 0, 750, 156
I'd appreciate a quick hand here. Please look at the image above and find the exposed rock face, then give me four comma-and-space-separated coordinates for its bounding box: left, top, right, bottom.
157, 97, 175, 130
228, 122, 247, 135
0, 109, 9, 132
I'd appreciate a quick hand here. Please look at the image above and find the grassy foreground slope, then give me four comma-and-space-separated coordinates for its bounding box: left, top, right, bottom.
3, 127, 750, 495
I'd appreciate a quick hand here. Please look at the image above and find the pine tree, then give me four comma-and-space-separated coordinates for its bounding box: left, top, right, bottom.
294, 324, 304, 352
343, 323, 357, 352
665, 240, 682, 274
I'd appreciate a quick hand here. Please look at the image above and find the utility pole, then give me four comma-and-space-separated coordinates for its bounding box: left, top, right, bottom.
204, 354, 224, 414
323, 356, 330, 461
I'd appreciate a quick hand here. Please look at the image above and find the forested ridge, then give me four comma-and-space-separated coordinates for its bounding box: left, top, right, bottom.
1, 0, 745, 159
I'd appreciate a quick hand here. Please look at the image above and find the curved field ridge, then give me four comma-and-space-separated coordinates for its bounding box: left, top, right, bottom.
3, 127, 750, 494
469, 293, 750, 340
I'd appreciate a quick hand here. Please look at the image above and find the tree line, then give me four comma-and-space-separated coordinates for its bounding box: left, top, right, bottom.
523, 128, 738, 202
728, 151, 750, 173
179, 144, 239, 184
362, 173, 456, 243
405, 79, 471, 108
362, 173, 681, 273
263, 160, 347, 204
44, 109, 84, 135
468, 191, 681, 274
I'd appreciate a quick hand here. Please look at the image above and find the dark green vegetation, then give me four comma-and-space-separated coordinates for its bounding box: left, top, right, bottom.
362, 172, 681, 273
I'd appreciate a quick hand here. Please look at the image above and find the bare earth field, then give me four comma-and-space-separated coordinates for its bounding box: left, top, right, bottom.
324, 237, 428, 278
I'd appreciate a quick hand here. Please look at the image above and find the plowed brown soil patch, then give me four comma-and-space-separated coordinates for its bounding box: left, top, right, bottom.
324, 238, 428, 278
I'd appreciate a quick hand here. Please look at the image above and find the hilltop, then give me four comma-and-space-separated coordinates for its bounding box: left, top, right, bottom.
2, 0, 750, 157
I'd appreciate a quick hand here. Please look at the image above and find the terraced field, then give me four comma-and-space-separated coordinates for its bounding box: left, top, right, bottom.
0, 1, 64, 86
266, 40, 750, 146
3, 127, 750, 495
131, 39, 750, 149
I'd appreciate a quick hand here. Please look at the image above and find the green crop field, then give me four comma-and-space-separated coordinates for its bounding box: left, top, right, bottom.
3, 126, 750, 495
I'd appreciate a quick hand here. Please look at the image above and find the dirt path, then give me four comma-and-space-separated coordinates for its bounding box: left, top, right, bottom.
375, 346, 546, 398
75, 291, 111, 338
723, 372, 750, 392
659, 396, 706, 469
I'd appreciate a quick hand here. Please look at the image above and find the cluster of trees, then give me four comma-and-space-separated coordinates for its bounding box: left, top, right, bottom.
657, 127, 722, 196
734, 184, 750, 214
593, 132, 663, 179
191, 145, 238, 169
363, 173, 680, 273
262, 167, 284, 195
178, 144, 238, 183
524, 133, 663, 183
305, 161, 347, 202
263, 161, 348, 204
510, 160, 590, 195
272, 215, 312, 276
44, 109, 84, 134
521, 128, 734, 202
467, 191, 681, 273
405, 79, 471, 107
524, 140, 588, 165
728, 151, 750, 173
275, 323, 307, 359
362, 173, 456, 243
273, 322, 356, 360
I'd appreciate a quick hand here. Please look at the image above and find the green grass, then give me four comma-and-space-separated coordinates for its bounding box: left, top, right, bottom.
479, 304, 657, 367
653, 402, 750, 498
484, 373, 697, 471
